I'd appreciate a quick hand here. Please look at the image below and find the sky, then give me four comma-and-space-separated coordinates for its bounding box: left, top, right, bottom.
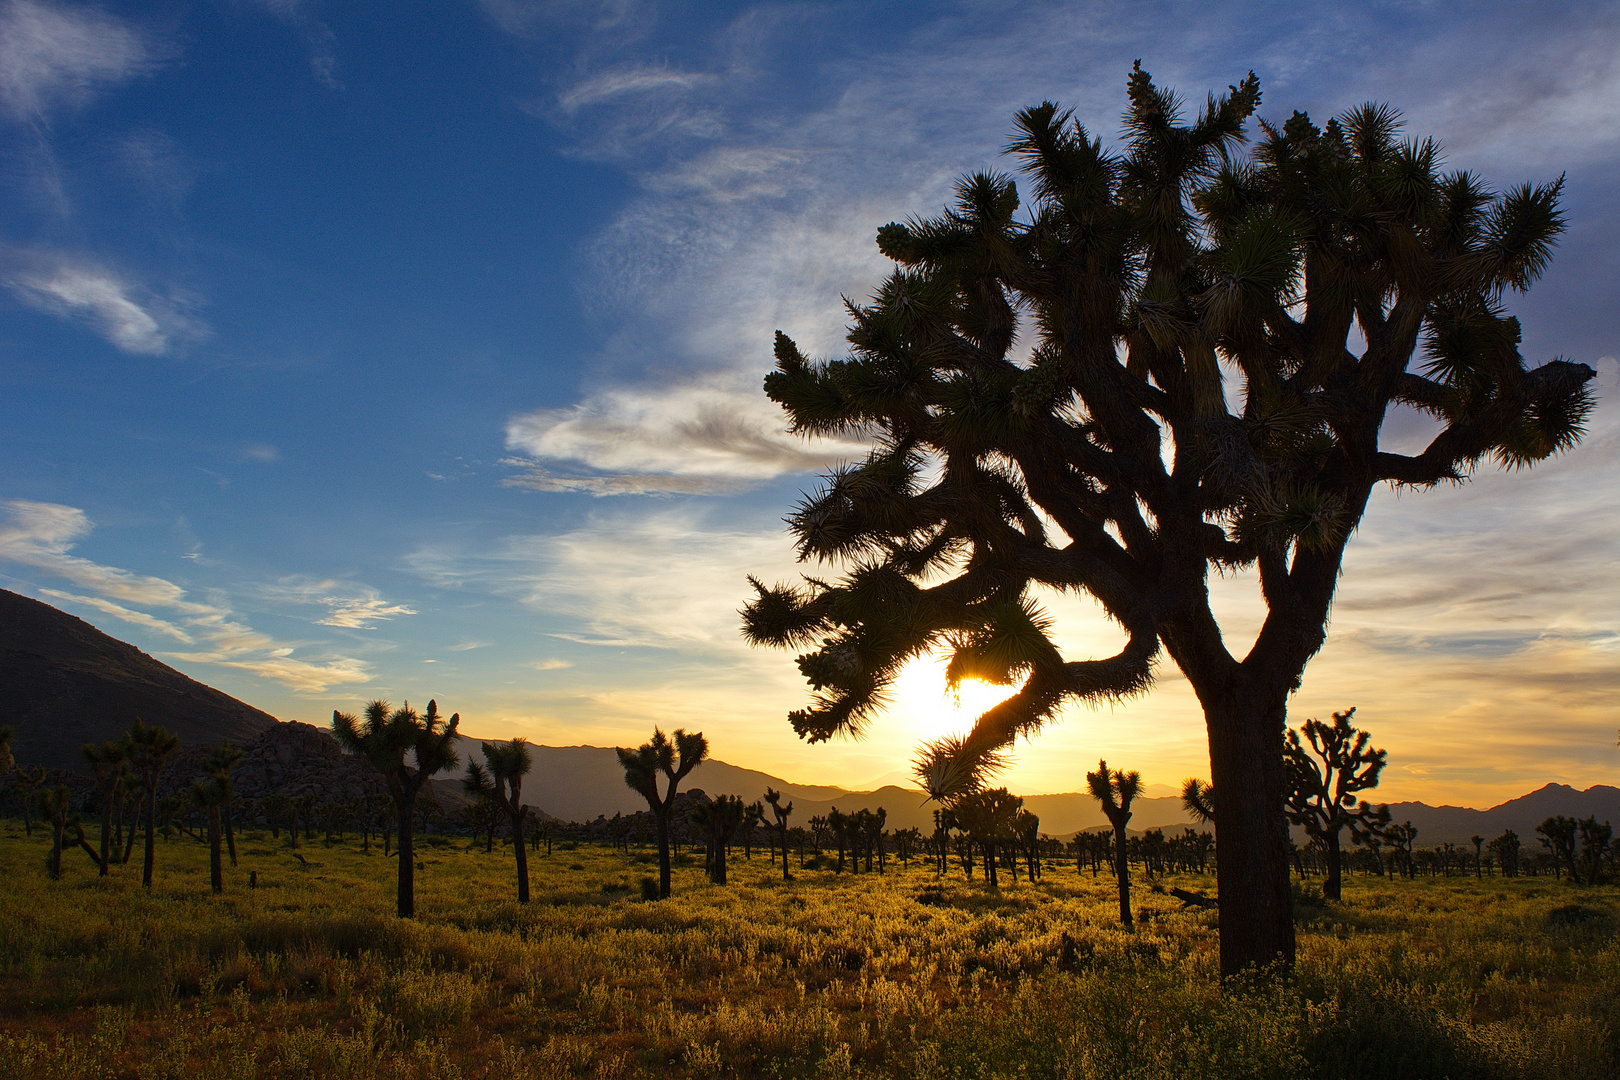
0, 0, 1616, 807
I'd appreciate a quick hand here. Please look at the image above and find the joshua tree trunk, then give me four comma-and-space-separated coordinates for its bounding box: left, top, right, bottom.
512, 812, 529, 903
49, 817, 64, 879
207, 805, 223, 894
97, 799, 113, 877
223, 802, 238, 867
396, 796, 416, 917
654, 808, 672, 898
142, 785, 158, 888
1109, 818, 1131, 927
1205, 691, 1294, 975
1323, 830, 1344, 901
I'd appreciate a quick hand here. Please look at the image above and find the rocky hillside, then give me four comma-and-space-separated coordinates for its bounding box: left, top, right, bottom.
0, 589, 278, 771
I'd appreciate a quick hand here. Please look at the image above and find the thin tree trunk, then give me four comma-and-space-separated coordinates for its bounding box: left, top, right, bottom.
396, 797, 416, 917
511, 808, 529, 903
98, 801, 112, 877
1207, 691, 1295, 976
1112, 820, 1132, 927
208, 806, 223, 894
224, 801, 237, 867
1324, 830, 1343, 901
655, 810, 672, 898
142, 783, 157, 888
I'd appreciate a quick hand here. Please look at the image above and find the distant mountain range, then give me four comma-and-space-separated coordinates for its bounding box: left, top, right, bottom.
5, 588, 1614, 845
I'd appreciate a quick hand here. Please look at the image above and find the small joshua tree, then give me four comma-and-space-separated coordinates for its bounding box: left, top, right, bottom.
1536, 815, 1579, 882
464, 738, 535, 902
126, 720, 180, 889
332, 699, 461, 917
690, 794, 748, 884
952, 787, 1022, 888
190, 777, 228, 894
203, 742, 246, 866
616, 728, 707, 899
82, 741, 127, 876
1283, 707, 1390, 900
1088, 760, 1141, 927
1471, 834, 1485, 879
764, 787, 794, 881
14, 763, 45, 837
1489, 829, 1521, 877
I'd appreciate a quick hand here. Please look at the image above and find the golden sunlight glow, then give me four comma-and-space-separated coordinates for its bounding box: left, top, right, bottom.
888, 651, 1024, 739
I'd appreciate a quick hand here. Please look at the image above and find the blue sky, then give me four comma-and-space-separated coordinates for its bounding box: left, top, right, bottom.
1, 0, 1616, 804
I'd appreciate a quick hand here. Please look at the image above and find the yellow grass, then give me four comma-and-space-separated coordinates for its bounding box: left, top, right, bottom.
0, 820, 1614, 1079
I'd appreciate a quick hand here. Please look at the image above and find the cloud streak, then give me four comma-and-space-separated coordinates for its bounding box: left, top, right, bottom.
0, 0, 154, 122
1, 249, 204, 355
0, 499, 375, 692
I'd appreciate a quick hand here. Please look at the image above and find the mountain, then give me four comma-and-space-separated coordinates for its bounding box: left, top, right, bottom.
1380, 783, 1620, 846
0, 589, 279, 770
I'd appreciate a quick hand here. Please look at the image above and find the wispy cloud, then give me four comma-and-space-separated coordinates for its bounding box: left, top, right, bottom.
0, 0, 155, 122
258, 576, 417, 629
0, 249, 204, 355
0, 499, 375, 692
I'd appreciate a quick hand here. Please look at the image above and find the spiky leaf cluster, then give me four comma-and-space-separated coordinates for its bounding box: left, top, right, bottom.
744, 65, 1595, 794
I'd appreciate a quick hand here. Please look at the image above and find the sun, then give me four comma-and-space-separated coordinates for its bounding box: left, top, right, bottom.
887, 651, 1024, 739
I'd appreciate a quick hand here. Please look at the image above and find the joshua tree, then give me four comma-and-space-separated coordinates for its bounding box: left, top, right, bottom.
1577, 817, 1611, 885
741, 66, 1594, 974
1088, 760, 1140, 926
690, 794, 748, 884
190, 778, 228, 894
82, 741, 128, 876
126, 720, 180, 889
464, 739, 535, 902
203, 742, 245, 866
13, 763, 45, 837
1489, 829, 1521, 877
1536, 815, 1579, 882
1283, 708, 1390, 901
616, 728, 707, 899
332, 699, 461, 917
952, 787, 1022, 887
43, 784, 72, 879
764, 787, 794, 880
1181, 777, 1216, 826
1471, 834, 1485, 879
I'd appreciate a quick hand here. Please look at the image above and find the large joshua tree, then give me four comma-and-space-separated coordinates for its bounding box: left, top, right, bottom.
617, 727, 707, 899
741, 65, 1594, 975
463, 738, 535, 902
1283, 707, 1389, 900
332, 699, 460, 917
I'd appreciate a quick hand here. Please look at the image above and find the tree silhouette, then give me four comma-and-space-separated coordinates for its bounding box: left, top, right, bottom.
741, 66, 1593, 974
464, 739, 535, 901
1536, 815, 1578, 882
126, 721, 180, 889
203, 742, 245, 867
1283, 707, 1390, 900
190, 777, 228, 893
82, 741, 127, 877
1087, 760, 1140, 926
332, 699, 460, 917
764, 787, 794, 881
1471, 834, 1485, 879
1488, 829, 1520, 877
690, 794, 747, 884
1181, 777, 1216, 826
13, 763, 45, 837
616, 728, 707, 899
952, 788, 1022, 887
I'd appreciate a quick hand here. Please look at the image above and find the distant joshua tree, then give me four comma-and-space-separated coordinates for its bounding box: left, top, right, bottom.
764, 787, 794, 881
690, 794, 747, 884
464, 738, 536, 902
1283, 708, 1391, 900
14, 763, 46, 837
126, 721, 180, 889
1577, 817, 1611, 885
81, 741, 127, 876
1537, 815, 1578, 882
1087, 760, 1140, 927
616, 728, 707, 899
953, 788, 1022, 888
203, 742, 246, 866
1489, 829, 1521, 877
190, 777, 229, 893
1471, 835, 1485, 879
332, 699, 461, 917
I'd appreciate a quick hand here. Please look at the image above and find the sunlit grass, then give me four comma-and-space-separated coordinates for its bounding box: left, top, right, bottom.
0, 817, 1614, 1078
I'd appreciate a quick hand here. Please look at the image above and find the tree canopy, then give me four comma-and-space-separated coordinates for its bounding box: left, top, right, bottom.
742, 63, 1593, 975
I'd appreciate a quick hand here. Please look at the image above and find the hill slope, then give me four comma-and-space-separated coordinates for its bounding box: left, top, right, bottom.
0, 589, 279, 770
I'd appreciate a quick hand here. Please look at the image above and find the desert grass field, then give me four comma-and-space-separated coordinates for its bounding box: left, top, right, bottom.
0, 821, 1614, 1079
